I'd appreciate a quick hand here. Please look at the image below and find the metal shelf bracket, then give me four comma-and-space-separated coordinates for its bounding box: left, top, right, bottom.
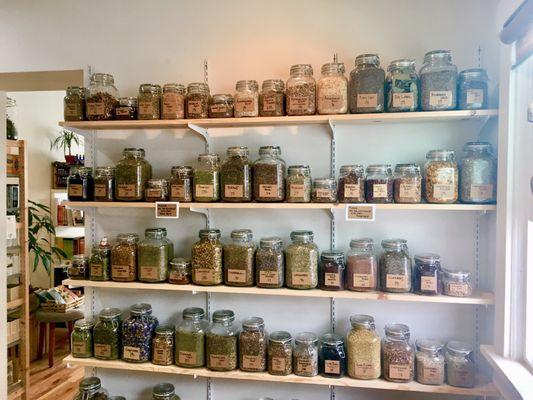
190, 207, 211, 229
188, 123, 211, 153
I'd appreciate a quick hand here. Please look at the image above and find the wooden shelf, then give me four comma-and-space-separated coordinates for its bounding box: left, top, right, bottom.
62, 356, 498, 396
6, 176, 19, 185
7, 298, 24, 310
7, 382, 24, 400
62, 279, 494, 305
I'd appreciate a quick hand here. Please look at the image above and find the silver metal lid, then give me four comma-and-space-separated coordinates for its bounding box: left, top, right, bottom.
355, 54, 380, 66
394, 163, 420, 174
288, 165, 310, 175
290, 230, 314, 241
183, 307, 205, 320
321, 62, 345, 75
99, 307, 121, 321
350, 314, 375, 329
388, 59, 416, 71
212, 309, 235, 323
385, 323, 410, 339
152, 382, 175, 398
446, 340, 473, 355
227, 146, 249, 157
340, 164, 364, 175
414, 253, 441, 264
295, 332, 319, 345
426, 149, 456, 160
197, 153, 220, 163
463, 141, 492, 153
416, 338, 444, 353
349, 238, 374, 250
459, 68, 487, 80
79, 376, 102, 392
259, 236, 283, 249
242, 316, 265, 331
269, 330, 292, 343
381, 238, 408, 250
320, 251, 344, 262
259, 145, 281, 156
130, 303, 152, 316
321, 332, 344, 346
290, 64, 313, 76
155, 325, 175, 337
199, 228, 221, 239
366, 164, 392, 174
230, 229, 253, 241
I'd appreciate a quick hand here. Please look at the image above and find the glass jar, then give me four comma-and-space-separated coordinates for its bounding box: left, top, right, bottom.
445, 341, 475, 388
255, 236, 284, 288
318, 251, 345, 291
111, 233, 139, 282
259, 79, 285, 117
93, 307, 122, 360
285, 230, 319, 289
312, 178, 337, 203
86, 72, 118, 120
338, 165, 365, 203
176, 307, 208, 368
319, 333, 346, 378
394, 164, 422, 203
268, 331, 292, 375
239, 317, 267, 372
346, 238, 378, 292
286, 64, 316, 116
209, 94, 234, 118
223, 229, 255, 287
73, 377, 108, 400
194, 153, 220, 202
460, 142, 497, 204
416, 339, 445, 385
253, 146, 286, 202
458, 69, 488, 110
442, 268, 473, 297
64, 86, 86, 121
168, 258, 191, 285
206, 310, 239, 371
221, 146, 252, 202
145, 179, 170, 202
115, 148, 152, 202
89, 237, 112, 281
186, 82, 210, 119
137, 84, 161, 120
138, 228, 173, 283
317, 62, 349, 115
349, 54, 385, 113
71, 319, 94, 358
169, 166, 193, 202
161, 83, 186, 119
425, 149, 458, 203
382, 323, 414, 382
122, 303, 158, 363
414, 253, 442, 295
386, 59, 418, 112
93, 166, 115, 202
152, 325, 175, 366
68, 167, 94, 201
293, 332, 319, 377
234, 80, 259, 117
365, 164, 393, 203
6, 97, 18, 140
152, 383, 181, 400
68, 254, 89, 280
114, 97, 137, 120
286, 165, 312, 203
380, 239, 412, 293
346, 314, 381, 379
191, 229, 223, 285
420, 50, 458, 111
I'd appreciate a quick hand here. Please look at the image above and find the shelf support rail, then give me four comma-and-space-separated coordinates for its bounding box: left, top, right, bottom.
328, 119, 337, 400
190, 207, 211, 229
188, 123, 211, 153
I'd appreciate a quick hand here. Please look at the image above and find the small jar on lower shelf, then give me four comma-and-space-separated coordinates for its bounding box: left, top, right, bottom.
71, 319, 94, 358
239, 317, 267, 372
293, 332, 319, 377
268, 331, 292, 376
209, 94, 234, 118
168, 258, 192, 285
415, 339, 445, 385
442, 268, 473, 297
152, 325, 175, 366
382, 323, 414, 383
152, 383, 181, 400
74, 377, 108, 400
445, 341, 476, 388
145, 179, 169, 202
319, 333, 346, 378
318, 251, 345, 291
68, 254, 89, 280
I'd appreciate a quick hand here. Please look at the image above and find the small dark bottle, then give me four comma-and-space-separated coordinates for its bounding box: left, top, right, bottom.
319, 333, 346, 378
318, 251, 345, 291
68, 167, 94, 201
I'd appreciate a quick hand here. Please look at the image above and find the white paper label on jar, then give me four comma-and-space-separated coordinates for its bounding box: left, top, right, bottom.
392, 93, 414, 108
123, 346, 141, 361
210, 103, 229, 114
140, 266, 158, 280
447, 282, 470, 296
271, 357, 286, 371
324, 360, 340, 374
188, 99, 202, 115
259, 184, 279, 198
289, 184, 305, 198
210, 354, 229, 368
94, 344, 111, 358
324, 272, 340, 287
196, 184, 214, 197
117, 184, 137, 198
372, 183, 388, 198
288, 96, 310, 113
357, 93, 378, 108
422, 366, 442, 380
171, 184, 185, 198
179, 351, 197, 365
470, 184, 493, 200
389, 364, 411, 379
235, 98, 255, 113
262, 96, 277, 111
242, 355, 263, 370
353, 273, 373, 288
259, 271, 279, 284
355, 362, 376, 378
138, 101, 154, 115
153, 347, 172, 363
315, 188, 332, 198
466, 89, 484, 105
319, 94, 343, 109
292, 272, 311, 285
227, 269, 247, 283
429, 91, 453, 107
86, 102, 105, 116
386, 274, 408, 289
94, 184, 108, 197
296, 357, 314, 374
90, 264, 103, 277
194, 269, 215, 283
433, 184, 454, 200
162, 93, 184, 117
112, 265, 131, 278
68, 184, 83, 197
344, 184, 360, 198
421, 276, 437, 292
399, 183, 419, 200
224, 184, 243, 198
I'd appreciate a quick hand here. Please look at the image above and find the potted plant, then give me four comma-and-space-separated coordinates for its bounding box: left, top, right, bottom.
50, 129, 81, 164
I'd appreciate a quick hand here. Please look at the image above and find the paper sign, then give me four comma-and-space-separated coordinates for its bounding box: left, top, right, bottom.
345, 204, 375, 221
156, 202, 180, 218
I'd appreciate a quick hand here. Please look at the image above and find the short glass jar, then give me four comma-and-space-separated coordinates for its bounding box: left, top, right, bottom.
268, 331, 292, 375
346, 314, 381, 379
259, 79, 285, 117
365, 164, 393, 203
319, 333, 346, 378
86, 73, 118, 120
206, 310, 239, 371
234, 80, 259, 117
380, 239, 412, 293
138, 228, 173, 283
425, 149, 458, 203
68, 254, 89, 280
169, 166, 193, 202
312, 178, 337, 203
460, 141, 497, 204
114, 97, 137, 120
93, 307, 122, 360
286, 64, 316, 116
111, 233, 139, 282
318, 251, 345, 291
382, 323, 415, 382
168, 258, 192, 285
194, 153, 220, 202
89, 237, 112, 281
239, 316, 267, 372
253, 146, 286, 202
346, 238, 378, 292
285, 230, 319, 289
68, 167, 94, 201
122, 303, 158, 363
223, 229, 255, 286
209, 94, 234, 118
115, 148, 153, 202
420, 50, 458, 111
286, 165, 312, 203
338, 165, 365, 203
93, 166, 115, 202
458, 68, 488, 110
415, 339, 445, 385
317, 62, 349, 115
145, 178, 170, 202
152, 325, 175, 366
293, 332, 319, 377
186, 82, 210, 119
73, 377, 108, 400
414, 253, 442, 295
152, 383, 181, 400
394, 164, 422, 203
191, 229, 223, 285
386, 59, 418, 112
161, 83, 186, 119
255, 236, 284, 288
442, 268, 472, 297
64, 86, 86, 121
349, 54, 385, 113
71, 318, 94, 358
175, 307, 208, 368
221, 146, 252, 202
445, 341, 476, 388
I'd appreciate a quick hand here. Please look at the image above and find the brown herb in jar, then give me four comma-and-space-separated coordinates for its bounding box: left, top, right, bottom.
253, 163, 285, 202
268, 331, 292, 375
86, 92, 117, 121
338, 165, 365, 203
239, 317, 267, 372
255, 237, 284, 288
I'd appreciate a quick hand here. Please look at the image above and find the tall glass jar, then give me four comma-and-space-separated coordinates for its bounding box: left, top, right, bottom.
114, 97, 137, 120
382, 323, 414, 382
161, 83, 185, 119
460, 142, 496, 203
445, 341, 475, 388
286, 64, 316, 116
285, 230, 319, 289
152, 325, 175, 366
414, 253, 442, 295
138, 83, 161, 120
317, 62, 349, 115
115, 148, 152, 202
221, 146, 252, 202
319, 333, 346, 378
386, 59, 418, 112
253, 146, 286, 202
458, 69, 488, 110
209, 94, 234, 118
111, 233, 139, 282
73, 377, 108, 400
86, 73, 118, 120
152, 383, 181, 400
94, 166, 115, 202
89, 237, 112, 281
394, 164, 422, 203
169, 166, 193, 202
365, 164, 393, 203
191, 229, 223, 285
206, 310, 239, 371
312, 178, 337, 203
68, 167, 94, 201
234, 80, 259, 117
318, 251, 345, 291
338, 165, 365, 203
71, 319, 94, 358
346, 238, 378, 292
346, 314, 381, 379
286, 165, 312, 203
223, 229, 255, 286
68, 254, 89, 280
420, 50, 458, 111
186, 82, 210, 119
64, 86, 86, 121
415, 339, 445, 385
255, 236, 284, 288
349, 54, 385, 113
239, 316, 267, 372
193, 153, 220, 202
138, 228, 173, 283
425, 149, 458, 203
93, 307, 122, 360
259, 79, 285, 117
380, 239, 412, 293
268, 331, 292, 375
293, 332, 319, 377
145, 179, 170, 202
6, 97, 18, 140
176, 307, 208, 368
122, 303, 158, 363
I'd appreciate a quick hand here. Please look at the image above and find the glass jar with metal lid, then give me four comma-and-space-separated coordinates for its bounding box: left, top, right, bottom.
317, 62, 349, 115
286, 165, 311, 203
239, 316, 267, 372
168, 258, 192, 284
286, 64, 316, 116
365, 164, 393, 203
312, 177, 337, 203
259, 79, 285, 117
176, 307, 208, 368
268, 331, 292, 375
285, 230, 319, 289
346, 314, 381, 379
415, 339, 445, 385
111, 233, 139, 282
64, 86, 86, 121
221, 146, 252, 202
318, 251, 345, 291
349, 54, 385, 113
71, 318, 94, 358
137, 83, 161, 120
191, 229, 223, 285
394, 164, 421, 203
445, 341, 475, 388
161, 83, 186, 119
68, 167, 94, 201
93, 307, 122, 360
460, 141, 496, 204
194, 153, 220, 202
6, 97, 18, 140
169, 166, 193, 202
114, 97, 137, 120
442, 268, 472, 297
186, 82, 210, 119
458, 68, 488, 110
86, 72, 118, 120
293, 332, 319, 377
93, 166, 115, 202
73, 377, 108, 400
223, 229, 255, 287
209, 94, 234, 118
382, 323, 414, 382
115, 147, 152, 201
89, 237, 112, 281
234, 80, 259, 117
138, 228, 173, 283
425, 149, 458, 203
253, 145, 286, 202
346, 238, 378, 292
255, 236, 284, 288
319, 333, 346, 378
145, 178, 170, 202
414, 253, 442, 295
68, 254, 89, 280
338, 165, 365, 203
122, 303, 158, 363
152, 325, 175, 366
152, 383, 180, 400
380, 239, 412, 293
386, 59, 418, 112
420, 50, 458, 111
206, 309, 239, 371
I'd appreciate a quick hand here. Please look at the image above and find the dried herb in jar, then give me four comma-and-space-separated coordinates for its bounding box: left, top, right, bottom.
338, 165, 365, 203
239, 317, 267, 372
293, 332, 319, 377
89, 237, 112, 281
259, 79, 285, 117
445, 341, 475, 388
144, 178, 169, 202
175, 307, 207, 368
383, 323, 414, 383
86, 73, 118, 121
64, 86, 86, 121
394, 164, 421, 203
253, 146, 286, 202
223, 229, 255, 287
460, 142, 496, 204
365, 164, 393, 203
442, 269, 472, 297
318, 251, 345, 291
425, 149, 458, 204
71, 319, 94, 358
268, 331, 292, 375
312, 178, 337, 203
194, 154, 220, 202
111, 233, 139, 282
255, 237, 284, 288
286, 165, 311, 203
191, 229, 223, 285
209, 94, 234, 118
168, 258, 191, 285
386, 59, 418, 112
93, 308, 122, 360
415, 339, 445, 385
346, 315, 381, 379
161, 83, 185, 119
285, 230, 318, 289
458, 69, 488, 110
206, 310, 239, 371
186, 82, 210, 119
349, 54, 385, 113
115, 148, 152, 202
152, 325, 175, 366
420, 50, 458, 111
169, 166, 193, 202
234, 80, 259, 118
138, 228, 173, 283
221, 146, 252, 202
137, 84, 161, 120
286, 64, 316, 116
122, 303, 158, 363
93, 166, 115, 202
317, 62, 349, 115
380, 239, 412, 293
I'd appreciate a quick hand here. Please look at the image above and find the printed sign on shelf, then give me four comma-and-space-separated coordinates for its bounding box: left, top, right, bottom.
345, 204, 376, 222
155, 202, 180, 219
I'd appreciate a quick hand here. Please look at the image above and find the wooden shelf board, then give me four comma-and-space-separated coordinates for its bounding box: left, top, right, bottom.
62, 279, 494, 305
6, 176, 19, 185
7, 339, 22, 349
63, 356, 498, 396
7, 298, 24, 309
7, 382, 24, 400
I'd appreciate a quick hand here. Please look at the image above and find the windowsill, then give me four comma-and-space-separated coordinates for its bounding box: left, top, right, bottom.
480, 345, 533, 400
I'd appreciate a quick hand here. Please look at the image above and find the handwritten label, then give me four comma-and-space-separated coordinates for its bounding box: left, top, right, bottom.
315, 188, 332, 198
146, 188, 162, 198
242, 355, 263, 370
72, 341, 86, 354
162, 92, 184, 118
429, 91, 453, 108
179, 351, 197, 365
196, 184, 214, 197
227, 269, 247, 283
466, 89, 484, 105
357, 93, 378, 108
171, 184, 185, 198
188, 99, 202, 115
94, 184, 108, 197
117, 184, 136, 198
389, 364, 411, 380
271, 357, 287, 372
470, 184, 493, 200
224, 184, 243, 198
353, 273, 373, 288
90, 264, 103, 277
421, 276, 437, 292
112, 265, 131, 279
138, 101, 154, 116
319, 94, 343, 109
153, 347, 172, 364
422, 366, 442, 380
262, 96, 276, 111
64, 103, 81, 117
259, 271, 279, 284
210, 103, 229, 114
447, 282, 470, 297
345, 204, 375, 221
296, 357, 314, 374
259, 184, 279, 198
94, 344, 111, 358
289, 184, 305, 198
123, 346, 141, 361
194, 269, 214, 283
210, 354, 229, 368
433, 184, 454, 200
140, 266, 158, 280
392, 93, 414, 108
324, 272, 340, 286
399, 184, 419, 201
372, 183, 388, 198
235, 98, 255, 113
292, 272, 311, 285
344, 184, 360, 198
386, 274, 408, 289
288, 96, 310, 113
156, 202, 179, 218
115, 107, 131, 116
355, 362, 376, 378
68, 184, 83, 197
86, 102, 105, 116
324, 360, 340, 374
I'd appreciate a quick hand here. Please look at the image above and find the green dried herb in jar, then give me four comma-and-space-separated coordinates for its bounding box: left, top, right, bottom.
169, 166, 193, 202
161, 83, 186, 119
191, 229, 223, 285
138, 228, 173, 283
286, 165, 312, 203
115, 148, 152, 202
268, 331, 292, 375
206, 310, 239, 371
89, 237, 112, 281
255, 236, 284, 288
186, 82, 210, 119
175, 307, 208, 368
259, 79, 285, 117
71, 318, 94, 358
223, 229, 255, 287
209, 94, 234, 118
293, 332, 319, 377
460, 142, 496, 204
93, 166, 115, 202
111, 233, 139, 282
239, 317, 267, 372
221, 146, 252, 202
193, 154, 220, 202
64, 86, 86, 121
253, 146, 286, 202
138, 83, 161, 120
73, 377, 109, 400
285, 230, 318, 289
93, 307, 122, 360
